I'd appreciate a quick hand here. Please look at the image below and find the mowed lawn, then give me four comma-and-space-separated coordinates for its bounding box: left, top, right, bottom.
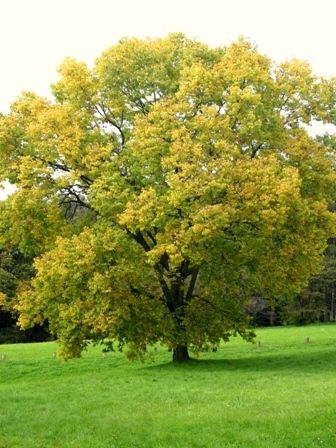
1, 325, 336, 448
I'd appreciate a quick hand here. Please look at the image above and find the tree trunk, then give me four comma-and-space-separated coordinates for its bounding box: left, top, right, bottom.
173, 344, 190, 362
324, 286, 329, 322
330, 286, 335, 321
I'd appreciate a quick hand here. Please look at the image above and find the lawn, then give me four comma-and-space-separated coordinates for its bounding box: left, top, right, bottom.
1, 324, 336, 448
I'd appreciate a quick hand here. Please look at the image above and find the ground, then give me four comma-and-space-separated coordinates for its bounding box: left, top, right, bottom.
1, 324, 336, 447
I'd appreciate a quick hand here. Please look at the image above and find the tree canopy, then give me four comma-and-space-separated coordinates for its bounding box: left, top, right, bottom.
0, 34, 335, 361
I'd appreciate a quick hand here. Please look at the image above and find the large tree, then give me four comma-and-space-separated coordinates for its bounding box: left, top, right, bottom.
0, 35, 335, 361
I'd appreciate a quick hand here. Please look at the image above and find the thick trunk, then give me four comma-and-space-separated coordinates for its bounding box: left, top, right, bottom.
173, 344, 190, 362
153, 255, 199, 363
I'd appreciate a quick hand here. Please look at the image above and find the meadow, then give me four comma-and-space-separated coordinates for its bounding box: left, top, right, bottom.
1, 324, 336, 448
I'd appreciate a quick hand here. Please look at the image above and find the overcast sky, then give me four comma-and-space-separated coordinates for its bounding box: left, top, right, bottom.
1, 0, 336, 113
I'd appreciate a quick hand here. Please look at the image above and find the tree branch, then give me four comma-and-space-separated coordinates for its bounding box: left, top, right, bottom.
59, 186, 91, 209
185, 267, 199, 302
95, 104, 126, 148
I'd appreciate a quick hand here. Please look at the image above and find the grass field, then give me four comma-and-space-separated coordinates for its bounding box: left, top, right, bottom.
1, 324, 336, 448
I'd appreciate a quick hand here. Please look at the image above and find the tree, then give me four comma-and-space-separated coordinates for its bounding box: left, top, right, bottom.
280, 238, 336, 325
0, 248, 49, 343
0, 35, 335, 361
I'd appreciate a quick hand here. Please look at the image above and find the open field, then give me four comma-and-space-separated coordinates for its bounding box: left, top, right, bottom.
1, 324, 336, 447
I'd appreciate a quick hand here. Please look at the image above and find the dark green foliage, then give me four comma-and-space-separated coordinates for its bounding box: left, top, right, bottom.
0, 248, 51, 343
281, 238, 336, 325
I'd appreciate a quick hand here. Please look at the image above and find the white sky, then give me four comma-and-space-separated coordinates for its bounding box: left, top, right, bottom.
1, 0, 336, 113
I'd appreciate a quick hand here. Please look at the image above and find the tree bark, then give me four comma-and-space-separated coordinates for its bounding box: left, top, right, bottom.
173, 344, 190, 362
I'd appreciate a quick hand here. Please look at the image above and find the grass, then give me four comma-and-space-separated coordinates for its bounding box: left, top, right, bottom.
1, 324, 336, 447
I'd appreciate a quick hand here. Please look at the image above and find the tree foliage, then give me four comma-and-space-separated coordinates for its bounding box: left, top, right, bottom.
0, 248, 48, 343
0, 35, 335, 360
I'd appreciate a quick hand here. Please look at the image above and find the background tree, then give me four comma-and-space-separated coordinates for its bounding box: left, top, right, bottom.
0, 35, 335, 361
0, 248, 49, 342
280, 238, 336, 325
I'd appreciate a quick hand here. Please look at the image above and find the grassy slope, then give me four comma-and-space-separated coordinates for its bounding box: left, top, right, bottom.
1, 324, 336, 448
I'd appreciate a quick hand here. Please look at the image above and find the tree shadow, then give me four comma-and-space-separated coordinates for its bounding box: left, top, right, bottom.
145, 347, 336, 373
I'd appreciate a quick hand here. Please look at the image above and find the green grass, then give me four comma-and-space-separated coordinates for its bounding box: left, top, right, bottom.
1, 324, 336, 447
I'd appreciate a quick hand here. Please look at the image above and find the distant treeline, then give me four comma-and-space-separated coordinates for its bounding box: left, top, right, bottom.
250, 238, 336, 327
0, 248, 52, 343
